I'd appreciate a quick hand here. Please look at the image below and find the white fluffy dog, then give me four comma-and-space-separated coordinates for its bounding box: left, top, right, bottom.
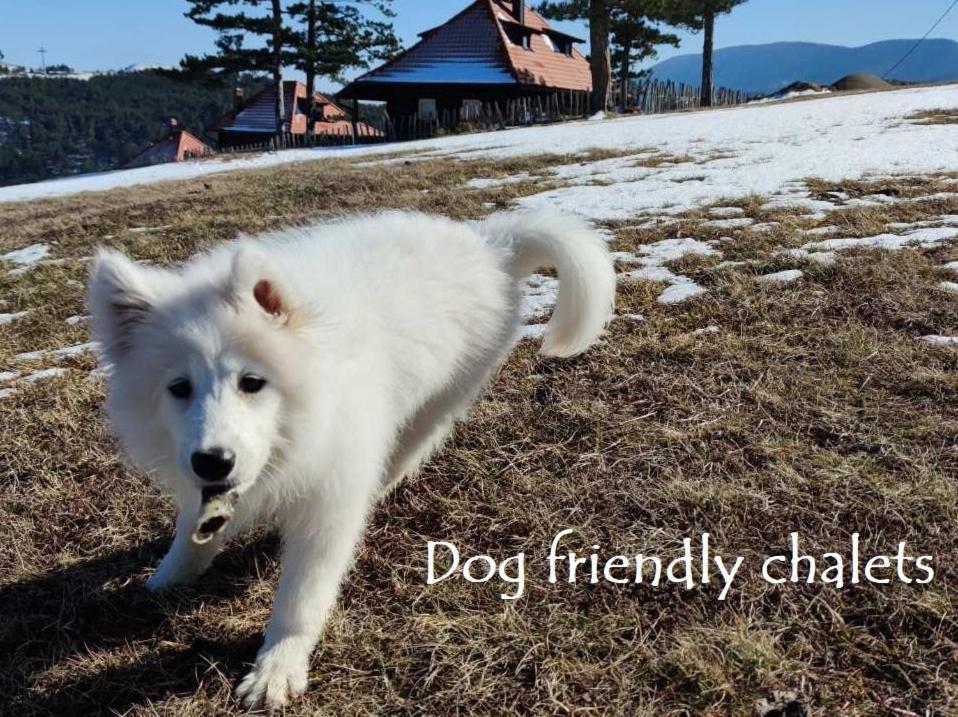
89, 210, 614, 709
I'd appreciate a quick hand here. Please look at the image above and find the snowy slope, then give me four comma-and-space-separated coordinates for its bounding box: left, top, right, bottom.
0, 84, 956, 217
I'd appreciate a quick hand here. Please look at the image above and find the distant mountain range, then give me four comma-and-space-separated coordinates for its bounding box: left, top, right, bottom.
649, 39, 958, 95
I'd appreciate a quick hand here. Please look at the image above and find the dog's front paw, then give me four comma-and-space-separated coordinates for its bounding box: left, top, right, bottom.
237, 638, 310, 710
145, 555, 202, 592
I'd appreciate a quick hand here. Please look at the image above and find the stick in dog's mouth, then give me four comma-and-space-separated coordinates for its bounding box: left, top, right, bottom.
192, 485, 238, 545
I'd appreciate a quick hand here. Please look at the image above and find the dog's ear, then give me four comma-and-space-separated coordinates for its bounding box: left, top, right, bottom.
231, 246, 295, 324
88, 249, 159, 362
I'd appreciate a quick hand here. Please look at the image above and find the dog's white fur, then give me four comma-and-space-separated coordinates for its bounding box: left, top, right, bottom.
89, 210, 614, 709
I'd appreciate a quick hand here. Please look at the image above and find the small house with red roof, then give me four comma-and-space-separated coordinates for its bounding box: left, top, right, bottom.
338, 0, 592, 126
125, 118, 213, 168
211, 80, 382, 148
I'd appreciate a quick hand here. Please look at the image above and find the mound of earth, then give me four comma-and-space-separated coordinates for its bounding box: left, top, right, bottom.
831, 73, 893, 92
777, 81, 827, 94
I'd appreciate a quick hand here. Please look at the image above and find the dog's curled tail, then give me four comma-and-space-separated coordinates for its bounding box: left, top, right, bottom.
481, 210, 616, 358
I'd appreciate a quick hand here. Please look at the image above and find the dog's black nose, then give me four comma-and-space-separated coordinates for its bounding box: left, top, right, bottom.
191, 449, 235, 482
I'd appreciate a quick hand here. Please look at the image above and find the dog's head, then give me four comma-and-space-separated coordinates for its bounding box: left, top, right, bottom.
88, 246, 308, 497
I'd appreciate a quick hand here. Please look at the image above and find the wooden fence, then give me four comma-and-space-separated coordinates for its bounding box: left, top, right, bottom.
211, 81, 755, 157
218, 123, 387, 155
632, 78, 758, 114
384, 91, 594, 142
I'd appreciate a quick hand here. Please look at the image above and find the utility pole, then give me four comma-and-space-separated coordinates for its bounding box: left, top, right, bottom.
38, 47, 47, 72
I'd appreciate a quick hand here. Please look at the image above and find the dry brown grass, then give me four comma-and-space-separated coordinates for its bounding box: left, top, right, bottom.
908, 108, 958, 125
2, 159, 958, 716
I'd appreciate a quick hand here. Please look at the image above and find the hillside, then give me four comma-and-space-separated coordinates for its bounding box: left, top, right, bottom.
2, 85, 958, 715
0, 71, 264, 187
650, 39, 958, 94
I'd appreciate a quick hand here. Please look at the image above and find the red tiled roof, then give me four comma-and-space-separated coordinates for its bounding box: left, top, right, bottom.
494, 1, 592, 91
211, 81, 380, 136
346, 0, 591, 93
124, 129, 212, 169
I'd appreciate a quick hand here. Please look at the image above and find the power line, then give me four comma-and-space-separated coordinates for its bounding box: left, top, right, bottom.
883, 0, 958, 79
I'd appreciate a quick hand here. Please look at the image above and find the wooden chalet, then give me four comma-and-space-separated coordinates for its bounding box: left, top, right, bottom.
210, 80, 382, 148
125, 118, 212, 168
338, 0, 592, 131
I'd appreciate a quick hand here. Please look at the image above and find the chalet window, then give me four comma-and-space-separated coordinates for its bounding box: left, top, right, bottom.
462, 99, 482, 120
546, 34, 574, 55
504, 26, 532, 49
418, 98, 437, 121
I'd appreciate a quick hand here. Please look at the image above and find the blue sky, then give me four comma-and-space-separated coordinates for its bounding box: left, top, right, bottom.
2, 0, 957, 86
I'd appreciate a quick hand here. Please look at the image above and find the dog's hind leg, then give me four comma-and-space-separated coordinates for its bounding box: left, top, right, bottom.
381, 377, 496, 496
382, 327, 518, 496
381, 411, 457, 496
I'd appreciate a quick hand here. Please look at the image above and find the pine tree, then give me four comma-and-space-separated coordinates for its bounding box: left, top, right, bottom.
182, 0, 293, 139
537, 0, 683, 114
656, 0, 750, 106
610, 1, 679, 109
537, 0, 610, 114
286, 0, 399, 139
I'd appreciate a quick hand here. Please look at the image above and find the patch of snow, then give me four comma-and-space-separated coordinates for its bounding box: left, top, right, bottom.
693, 325, 721, 335
0, 310, 29, 325
762, 195, 836, 216
777, 248, 837, 266
128, 225, 172, 234
703, 217, 754, 229
20, 367, 68, 383
751, 222, 780, 232
467, 173, 540, 189
65, 315, 88, 325
920, 335, 958, 347
803, 226, 958, 252
714, 260, 751, 269
0, 388, 15, 399
917, 192, 958, 203
843, 194, 900, 208
753, 89, 832, 104
621, 265, 684, 283
518, 323, 548, 340
939, 281, 958, 294
0, 371, 21, 382
615, 238, 716, 301
520, 274, 559, 321
636, 238, 720, 265
15, 341, 99, 361
803, 225, 840, 236
760, 269, 804, 284
89, 365, 113, 380
1, 244, 49, 265
616, 313, 645, 322
658, 282, 707, 305
942, 261, 958, 272
589, 111, 606, 121
709, 207, 745, 218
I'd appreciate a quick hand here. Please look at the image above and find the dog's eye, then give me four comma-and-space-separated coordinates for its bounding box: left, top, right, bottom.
168, 378, 192, 400
239, 375, 267, 394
